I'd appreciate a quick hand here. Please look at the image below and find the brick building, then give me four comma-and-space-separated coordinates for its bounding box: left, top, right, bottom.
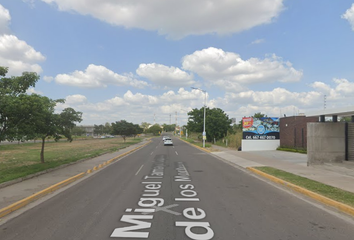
279, 116, 318, 149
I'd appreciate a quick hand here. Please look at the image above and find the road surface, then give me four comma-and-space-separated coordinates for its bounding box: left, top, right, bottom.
1, 136, 354, 239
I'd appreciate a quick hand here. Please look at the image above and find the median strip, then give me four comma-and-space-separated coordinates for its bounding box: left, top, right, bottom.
247, 166, 354, 217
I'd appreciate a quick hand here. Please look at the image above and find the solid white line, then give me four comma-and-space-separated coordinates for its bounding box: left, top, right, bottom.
175, 151, 178, 155
135, 164, 144, 175
150, 152, 154, 155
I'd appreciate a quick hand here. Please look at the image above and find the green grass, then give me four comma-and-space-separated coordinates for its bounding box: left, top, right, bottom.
255, 166, 354, 207
277, 147, 307, 154
181, 137, 212, 148
0, 137, 143, 184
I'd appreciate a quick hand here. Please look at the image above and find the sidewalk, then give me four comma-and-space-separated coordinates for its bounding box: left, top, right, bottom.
209, 145, 354, 194
0, 139, 150, 211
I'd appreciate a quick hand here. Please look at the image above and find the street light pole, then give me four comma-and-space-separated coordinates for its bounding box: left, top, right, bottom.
191, 87, 207, 148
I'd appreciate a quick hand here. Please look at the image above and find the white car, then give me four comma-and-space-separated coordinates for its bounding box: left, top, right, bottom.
164, 138, 173, 146
162, 136, 168, 141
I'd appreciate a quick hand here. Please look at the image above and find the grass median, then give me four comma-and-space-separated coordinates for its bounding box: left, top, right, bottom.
0, 137, 143, 184
255, 166, 354, 207
182, 138, 212, 148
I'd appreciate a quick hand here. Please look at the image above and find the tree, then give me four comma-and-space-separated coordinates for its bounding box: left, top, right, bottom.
72, 126, 85, 136
19, 94, 82, 163
111, 120, 137, 142
133, 124, 144, 137
140, 122, 151, 132
104, 122, 112, 135
0, 67, 39, 142
187, 107, 232, 142
253, 112, 267, 118
93, 124, 104, 136
146, 124, 162, 136
162, 124, 176, 132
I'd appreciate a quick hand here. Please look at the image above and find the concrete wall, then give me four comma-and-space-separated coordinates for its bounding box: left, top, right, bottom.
242, 140, 280, 151
307, 122, 345, 165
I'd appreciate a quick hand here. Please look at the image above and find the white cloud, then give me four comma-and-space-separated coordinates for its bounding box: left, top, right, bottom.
182, 47, 303, 91
43, 76, 54, 83
55, 77, 354, 126
65, 94, 88, 104
251, 39, 265, 44
333, 78, 354, 95
0, 5, 45, 76
41, 0, 284, 39
0, 4, 10, 34
26, 87, 43, 95
342, 3, 354, 31
136, 63, 195, 87
55, 64, 149, 89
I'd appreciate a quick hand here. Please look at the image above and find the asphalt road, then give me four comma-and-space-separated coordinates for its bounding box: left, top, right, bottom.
1, 137, 354, 239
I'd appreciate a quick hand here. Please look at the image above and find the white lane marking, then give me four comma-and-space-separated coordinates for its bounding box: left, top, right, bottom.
135, 164, 144, 175
173, 146, 175, 149
175, 151, 178, 155
150, 152, 154, 155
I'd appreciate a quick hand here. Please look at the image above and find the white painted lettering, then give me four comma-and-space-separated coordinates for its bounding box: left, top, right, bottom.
181, 190, 197, 197
111, 215, 153, 238
145, 184, 161, 190
180, 184, 195, 190
138, 198, 164, 208
183, 208, 206, 220
175, 221, 214, 240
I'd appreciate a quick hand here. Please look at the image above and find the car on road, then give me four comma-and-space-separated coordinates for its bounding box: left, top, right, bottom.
162, 136, 168, 141
164, 138, 173, 146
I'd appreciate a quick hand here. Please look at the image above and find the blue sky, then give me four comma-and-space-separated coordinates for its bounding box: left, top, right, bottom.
1, 0, 354, 126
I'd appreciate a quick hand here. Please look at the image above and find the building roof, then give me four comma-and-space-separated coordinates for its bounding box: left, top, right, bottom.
306, 106, 354, 117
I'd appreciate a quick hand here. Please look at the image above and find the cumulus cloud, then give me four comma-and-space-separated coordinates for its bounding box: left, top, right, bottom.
55, 64, 149, 89
0, 4, 10, 34
26, 87, 43, 95
43, 76, 54, 82
136, 63, 195, 87
41, 0, 284, 39
0, 4, 45, 76
342, 3, 354, 31
182, 47, 303, 91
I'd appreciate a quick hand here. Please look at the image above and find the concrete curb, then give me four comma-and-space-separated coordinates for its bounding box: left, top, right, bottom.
0, 140, 151, 219
247, 167, 354, 217
0, 173, 85, 218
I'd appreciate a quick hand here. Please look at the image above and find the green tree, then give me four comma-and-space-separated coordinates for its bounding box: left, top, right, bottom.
140, 122, 151, 132
19, 94, 82, 163
187, 107, 232, 142
93, 124, 104, 136
0, 67, 39, 142
133, 124, 144, 137
146, 124, 162, 136
162, 124, 176, 132
72, 126, 85, 136
111, 120, 137, 142
104, 122, 112, 135
253, 112, 267, 118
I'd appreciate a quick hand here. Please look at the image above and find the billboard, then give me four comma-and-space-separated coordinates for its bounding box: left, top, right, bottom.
242, 117, 279, 140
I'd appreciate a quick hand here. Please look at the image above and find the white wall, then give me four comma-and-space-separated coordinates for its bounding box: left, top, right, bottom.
242, 140, 280, 151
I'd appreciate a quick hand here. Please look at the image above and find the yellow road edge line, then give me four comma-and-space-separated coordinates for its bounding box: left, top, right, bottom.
0, 173, 85, 219
0, 140, 152, 219
247, 167, 354, 217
